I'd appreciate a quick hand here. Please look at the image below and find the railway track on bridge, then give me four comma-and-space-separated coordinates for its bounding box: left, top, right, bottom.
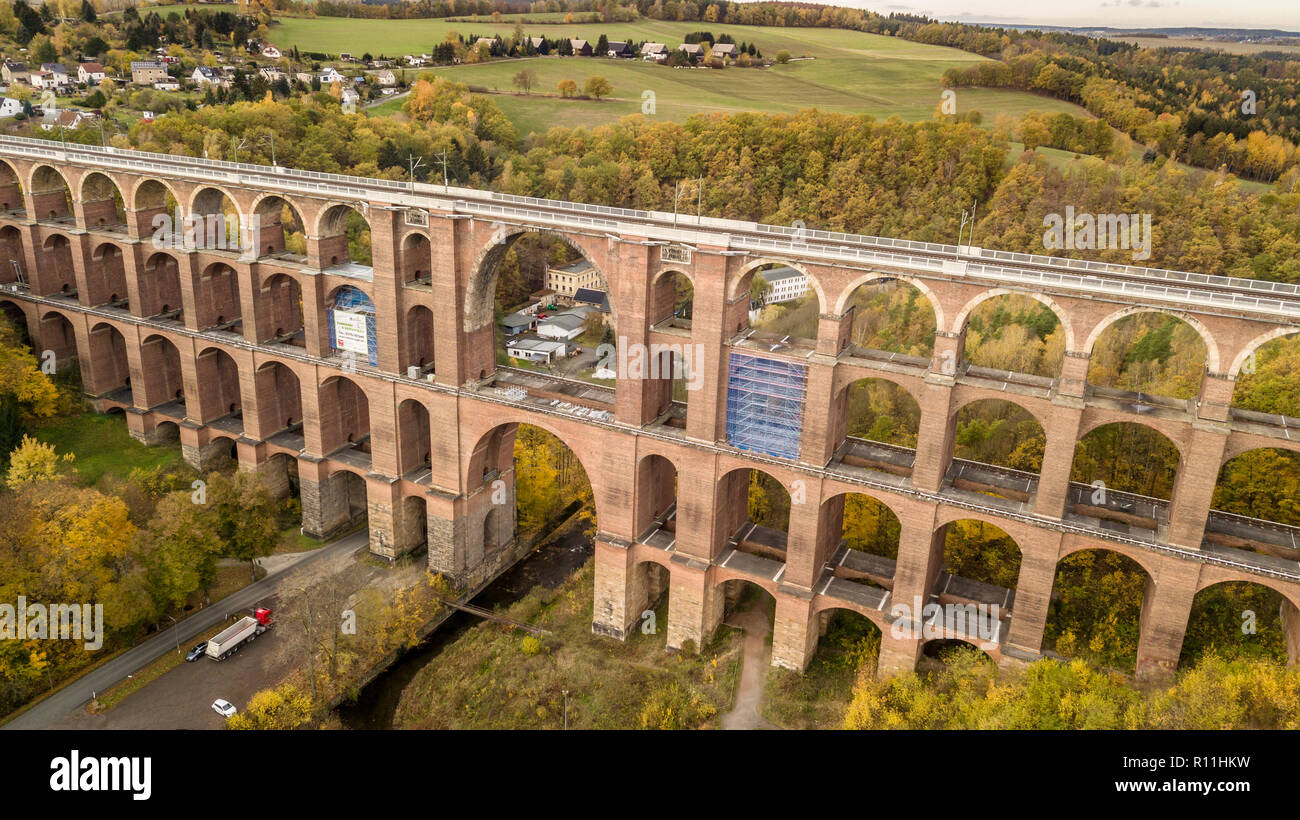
3, 136, 1300, 325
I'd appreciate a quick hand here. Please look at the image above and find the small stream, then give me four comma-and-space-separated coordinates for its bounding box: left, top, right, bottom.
336, 519, 593, 729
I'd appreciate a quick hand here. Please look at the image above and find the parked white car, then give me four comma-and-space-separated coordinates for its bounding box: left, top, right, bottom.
211, 699, 237, 717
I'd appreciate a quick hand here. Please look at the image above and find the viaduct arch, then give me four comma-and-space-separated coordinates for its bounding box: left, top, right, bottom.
2, 137, 1299, 683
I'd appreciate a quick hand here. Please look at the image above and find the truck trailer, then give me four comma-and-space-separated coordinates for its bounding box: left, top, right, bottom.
206, 608, 273, 660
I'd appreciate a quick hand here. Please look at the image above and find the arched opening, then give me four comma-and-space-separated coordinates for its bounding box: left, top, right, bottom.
919, 639, 997, 669
79, 172, 127, 232
738, 262, 820, 344
254, 361, 302, 437
838, 378, 921, 478
317, 204, 371, 271
0, 226, 26, 286
203, 434, 239, 470
718, 466, 791, 565
189, 187, 245, 252
823, 492, 901, 593
195, 347, 242, 423
318, 375, 370, 456
1044, 548, 1150, 672
87, 243, 128, 308
259, 453, 301, 528
1208, 447, 1300, 559
195, 262, 242, 332
398, 493, 428, 555
400, 232, 431, 285
803, 609, 883, 687
327, 285, 377, 367
403, 305, 434, 376
1088, 312, 1208, 401
40, 234, 77, 296
133, 179, 179, 241
950, 399, 1045, 503
0, 300, 30, 346
1069, 422, 1180, 531
842, 277, 936, 359
634, 453, 677, 539
936, 518, 1021, 591
140, 334, 184, 410
629, 560, 671, 642
0, 160, 24, 215
650, 270, 693, 328
714, 578, 776, 645
30, 165, 73, 223
87, 322, 130, 398
1180, 581, 1290, 668
962, 293, 1065, 378
257, 273, 304, 345
459, 422, 595, 582
153, 420, 180, 444
320, 469, 368, 535
1230, 333, 1300, 418
37, 311, 76, 368
139, 252, 183, 320
252, 195, 306, 259
488, 233, 612, 385
397, 399, 431, 476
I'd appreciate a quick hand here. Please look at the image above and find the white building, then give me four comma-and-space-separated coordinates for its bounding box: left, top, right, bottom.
192, 66, 222, 86
0, 97, 21, 118
77, 62, 105, 84
537, 307, 593, 341
506, 337, 568, 363
756, 266, 809, 305
641, 43, 667, 62
319, 67, 345, 84
261, 45, 282, 59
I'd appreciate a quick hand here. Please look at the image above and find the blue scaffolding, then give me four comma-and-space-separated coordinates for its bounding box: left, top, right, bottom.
327, 285, 378, 366
725, 352, 807, 460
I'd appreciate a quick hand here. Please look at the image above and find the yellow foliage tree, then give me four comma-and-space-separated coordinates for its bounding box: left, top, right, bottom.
5, 436, 74, 489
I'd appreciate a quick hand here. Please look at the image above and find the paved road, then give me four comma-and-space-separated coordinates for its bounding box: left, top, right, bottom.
2, 531, 368, 731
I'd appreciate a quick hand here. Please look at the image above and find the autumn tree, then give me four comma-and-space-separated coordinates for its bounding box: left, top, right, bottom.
557, 78, 577, 98
582, 75, 612, 100
512, 67, 537, 94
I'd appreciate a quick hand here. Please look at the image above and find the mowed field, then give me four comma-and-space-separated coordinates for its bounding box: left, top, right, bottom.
270, 17, 1090, 134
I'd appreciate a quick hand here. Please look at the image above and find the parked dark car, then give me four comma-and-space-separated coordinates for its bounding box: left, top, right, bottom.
185, 642, 208, 662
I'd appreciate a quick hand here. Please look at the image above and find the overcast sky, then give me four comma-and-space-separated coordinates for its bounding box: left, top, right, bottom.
817, 0, 1300, 30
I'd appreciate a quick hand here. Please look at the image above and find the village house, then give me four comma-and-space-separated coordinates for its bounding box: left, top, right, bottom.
374, 69, 397, 87
259, 66, 286, 84
191, 65, 222, 86
606, 41, 633, 58
641, 42, 668, 62
2, 60, 28, 85
130, 60, 169, 85
0, 97, 21, 118
711, 43, 738, 60
77, 62, 105, 84
569, 39, 592, 56
261, 44, 281, 59
680, 43, 704, 59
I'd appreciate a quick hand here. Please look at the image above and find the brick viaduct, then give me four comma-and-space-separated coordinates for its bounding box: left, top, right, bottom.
1, 136, 1299, 683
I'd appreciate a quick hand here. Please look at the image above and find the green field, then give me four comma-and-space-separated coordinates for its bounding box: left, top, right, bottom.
32, 413, 182, 486
271, 18, 1090, 134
